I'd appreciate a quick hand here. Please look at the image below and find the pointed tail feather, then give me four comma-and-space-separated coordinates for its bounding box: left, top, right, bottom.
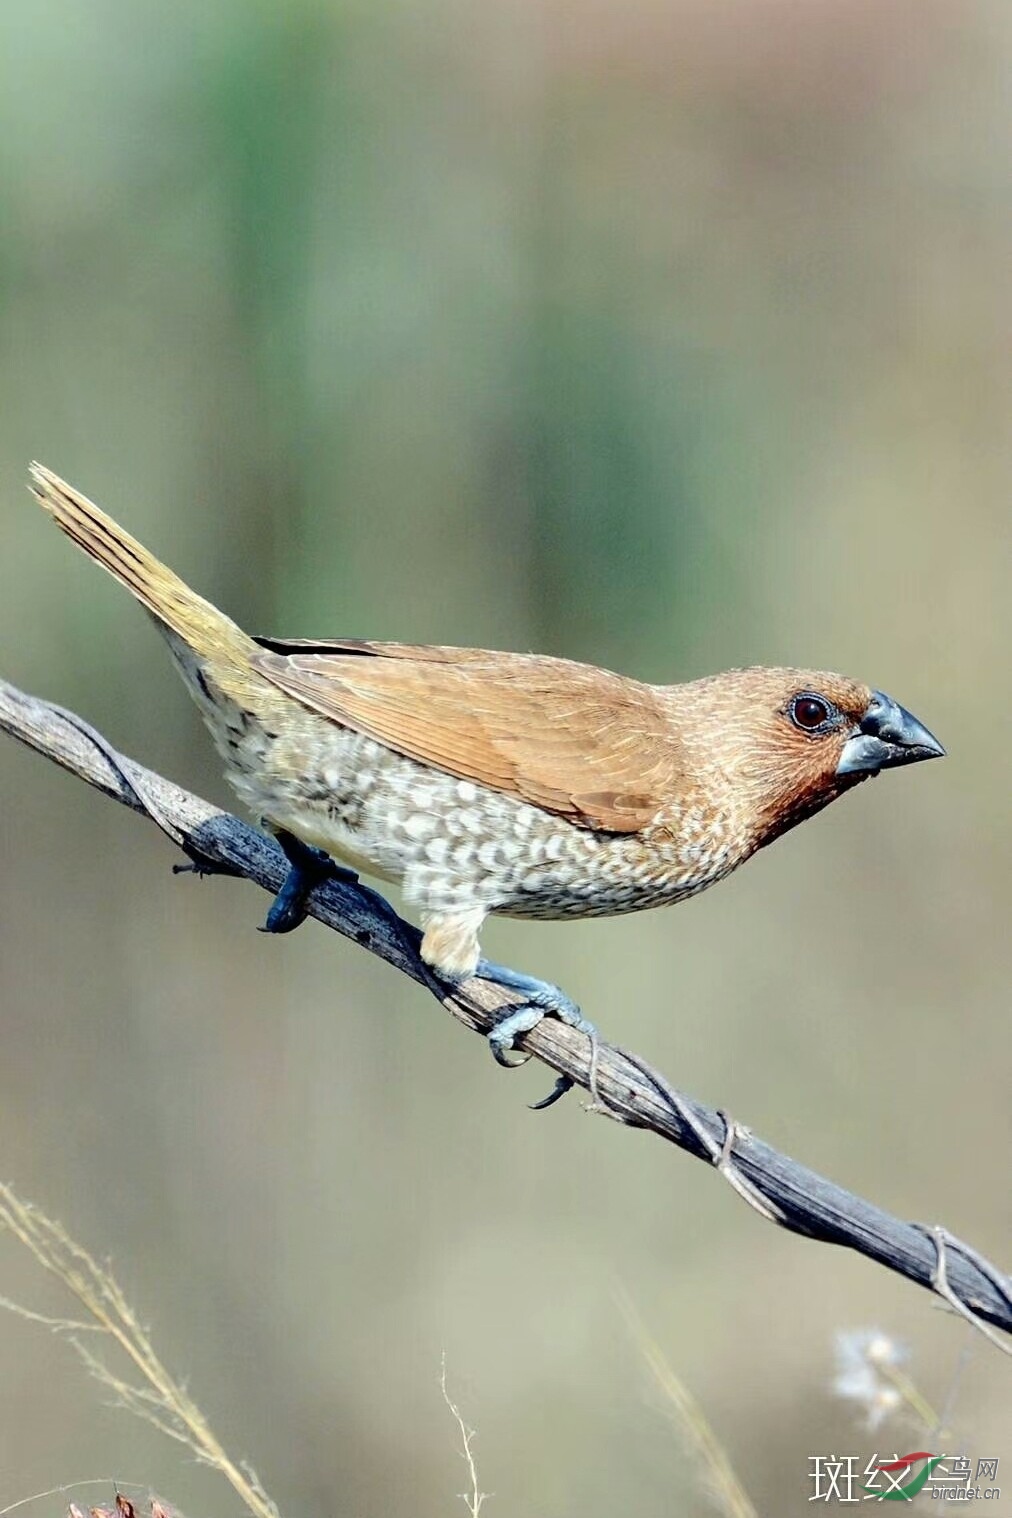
29, 464, 257, 669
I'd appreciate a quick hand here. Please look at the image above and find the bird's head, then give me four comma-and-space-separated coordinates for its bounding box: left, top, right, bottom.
668, 667, 945, 854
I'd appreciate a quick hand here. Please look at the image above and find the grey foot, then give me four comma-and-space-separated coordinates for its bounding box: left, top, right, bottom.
476, 960, 595, 1065
260, 830, 359, 934
475, 960, 596, 1107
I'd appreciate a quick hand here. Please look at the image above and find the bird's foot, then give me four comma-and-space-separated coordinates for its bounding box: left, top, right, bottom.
476, 960, 595, 1065
259, 829, 359, 934
475, 959, 597, 1108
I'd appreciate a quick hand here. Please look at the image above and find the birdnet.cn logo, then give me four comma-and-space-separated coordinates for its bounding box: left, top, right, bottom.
808, 1451, 1001, 1502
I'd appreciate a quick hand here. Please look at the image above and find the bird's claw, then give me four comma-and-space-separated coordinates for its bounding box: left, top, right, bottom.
529, 1074, 576, 1110
476, 960, 596, 1107
260, 830, 358, 934
261, 867, 315, 933
488, 1038, 533, 1070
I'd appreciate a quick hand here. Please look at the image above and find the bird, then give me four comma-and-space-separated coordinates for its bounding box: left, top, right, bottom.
29, 463, 945, 1076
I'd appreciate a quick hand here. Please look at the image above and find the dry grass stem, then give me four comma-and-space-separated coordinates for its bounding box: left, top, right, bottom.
440, 1354, 490, 1516
0, 1182, 279, 1518
620, 1293, 758, 1518
879, 1360, 942, 1432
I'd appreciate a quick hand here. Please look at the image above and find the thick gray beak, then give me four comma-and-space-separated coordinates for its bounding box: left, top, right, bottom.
836, 690, 946, 777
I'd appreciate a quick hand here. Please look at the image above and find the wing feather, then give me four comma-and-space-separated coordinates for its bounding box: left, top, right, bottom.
250, 640, 680, 833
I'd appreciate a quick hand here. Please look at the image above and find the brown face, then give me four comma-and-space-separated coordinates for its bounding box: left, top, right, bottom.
670, 667, 944, 855
747, 670, 876, 843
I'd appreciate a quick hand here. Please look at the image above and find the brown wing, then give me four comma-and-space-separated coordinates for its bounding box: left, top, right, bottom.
250, 639, 680, 833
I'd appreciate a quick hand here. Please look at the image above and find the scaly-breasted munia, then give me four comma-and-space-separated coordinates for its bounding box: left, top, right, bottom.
29, 465, 945, 1067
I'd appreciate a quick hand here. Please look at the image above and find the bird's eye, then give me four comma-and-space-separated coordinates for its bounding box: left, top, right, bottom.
789, 693, 834, 732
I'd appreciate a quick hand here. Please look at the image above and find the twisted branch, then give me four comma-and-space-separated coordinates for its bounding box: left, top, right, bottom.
2, 675, 1009, 1343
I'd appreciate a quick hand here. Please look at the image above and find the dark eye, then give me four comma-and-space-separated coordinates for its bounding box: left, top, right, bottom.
789, 693, 834, 732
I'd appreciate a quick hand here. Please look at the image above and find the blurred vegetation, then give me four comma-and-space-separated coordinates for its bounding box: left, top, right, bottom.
0, 2, 1008, 1514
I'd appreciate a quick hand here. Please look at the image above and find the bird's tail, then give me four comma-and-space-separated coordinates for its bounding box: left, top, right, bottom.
29, 464, 259, 677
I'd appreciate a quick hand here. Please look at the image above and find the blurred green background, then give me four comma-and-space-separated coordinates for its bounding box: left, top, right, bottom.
1, 1, 1009, 1513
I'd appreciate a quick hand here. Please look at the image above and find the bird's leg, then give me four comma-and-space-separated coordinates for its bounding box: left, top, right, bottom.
260, 829, 359, 934
475, 959, 598, 1072
420, 914, 592, 1107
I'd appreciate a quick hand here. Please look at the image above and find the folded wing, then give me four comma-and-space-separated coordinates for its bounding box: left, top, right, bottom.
251, 638, 679, 833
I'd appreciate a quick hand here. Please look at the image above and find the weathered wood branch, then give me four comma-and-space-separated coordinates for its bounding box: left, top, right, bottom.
2, 675, 1009, 1343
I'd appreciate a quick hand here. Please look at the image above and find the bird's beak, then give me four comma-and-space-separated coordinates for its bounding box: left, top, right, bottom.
836, 690, 946, 777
